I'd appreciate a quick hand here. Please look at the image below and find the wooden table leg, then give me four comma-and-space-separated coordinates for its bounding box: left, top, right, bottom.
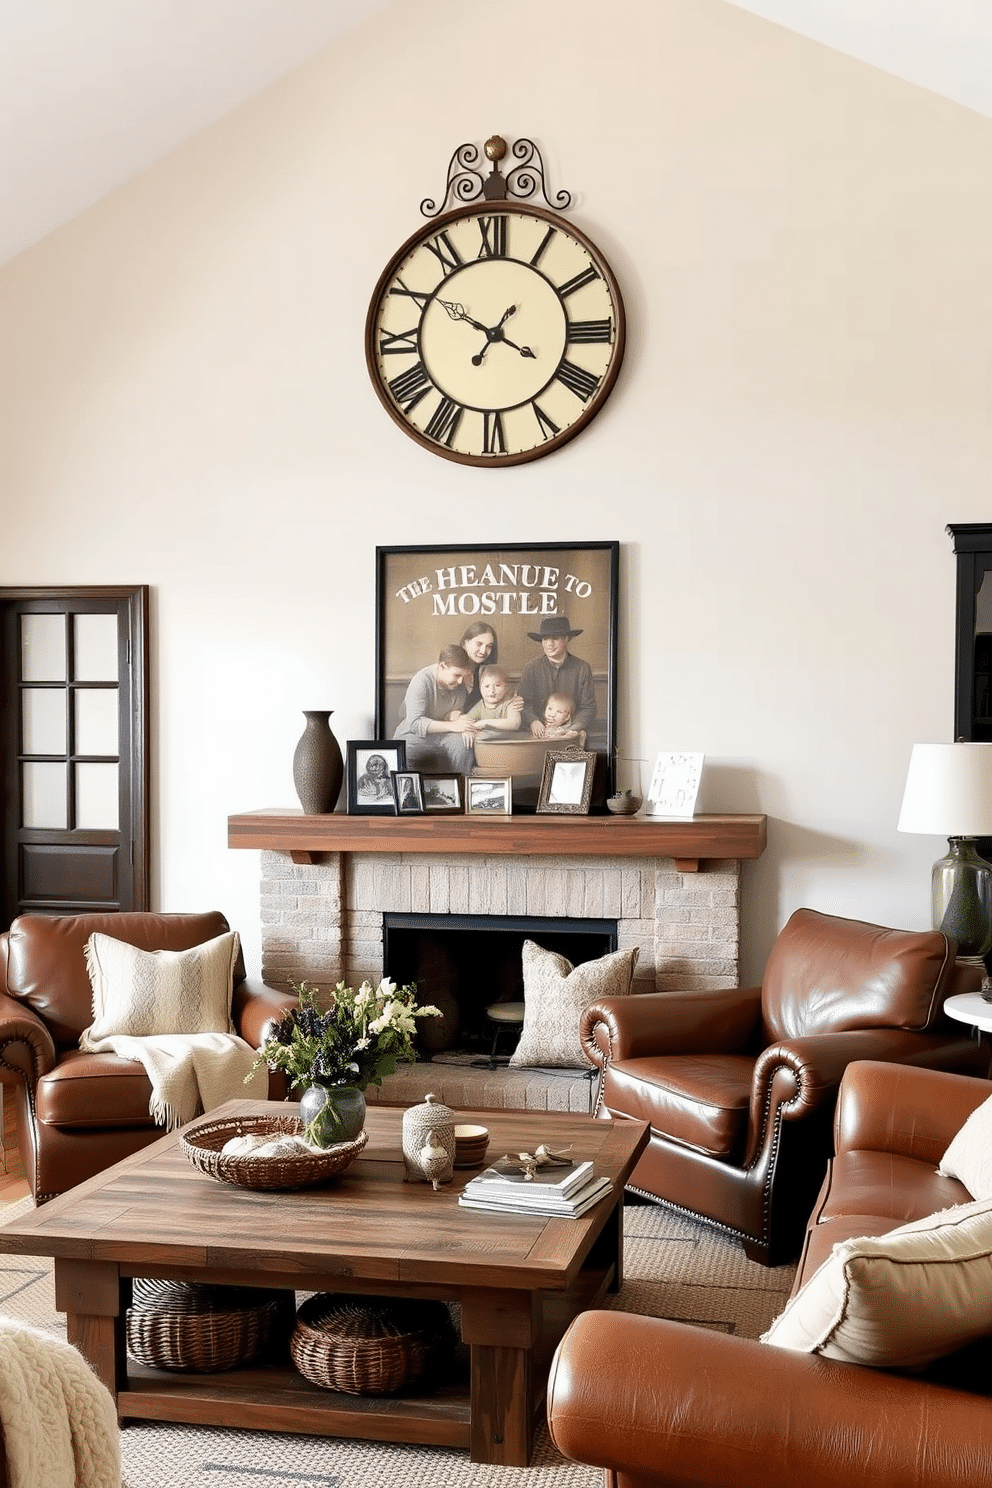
461, 1287, 539, 1466
55, 1258, 128, 1403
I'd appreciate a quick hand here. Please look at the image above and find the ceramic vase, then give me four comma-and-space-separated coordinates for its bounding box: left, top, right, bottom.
299, 1083, 366, 1148
292, 710, 344, 815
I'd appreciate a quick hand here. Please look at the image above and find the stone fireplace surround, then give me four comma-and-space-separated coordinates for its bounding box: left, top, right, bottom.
229, 811, 766, 1112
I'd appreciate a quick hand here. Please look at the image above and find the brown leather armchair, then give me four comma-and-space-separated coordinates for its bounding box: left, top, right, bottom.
0, 910, 298, 1201
580, 908, 987, 1264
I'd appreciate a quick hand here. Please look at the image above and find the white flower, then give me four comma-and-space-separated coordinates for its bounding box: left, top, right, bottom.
354, 986, 374, 1010
377, 976, 397, 997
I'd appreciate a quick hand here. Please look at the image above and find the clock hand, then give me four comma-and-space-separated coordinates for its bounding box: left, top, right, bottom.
499, 335, 536, 359
437, 299, 489, 334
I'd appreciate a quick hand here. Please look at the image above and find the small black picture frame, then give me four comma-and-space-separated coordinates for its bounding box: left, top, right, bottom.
392, 770, 425, 815
536, 747, 597, 815
421, 773, 464, 814
347, 740, 407, 815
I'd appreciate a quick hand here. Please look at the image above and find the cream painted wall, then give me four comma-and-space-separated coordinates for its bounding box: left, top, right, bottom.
1, 0, 990, 983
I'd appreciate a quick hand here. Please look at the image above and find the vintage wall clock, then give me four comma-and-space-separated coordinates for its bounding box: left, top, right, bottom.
365, 136, 626, 467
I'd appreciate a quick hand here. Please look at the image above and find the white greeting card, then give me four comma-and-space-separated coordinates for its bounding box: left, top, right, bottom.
646, 753, 704, 818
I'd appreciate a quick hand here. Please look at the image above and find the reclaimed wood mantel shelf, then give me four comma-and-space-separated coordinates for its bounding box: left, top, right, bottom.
227, 809, 766, 873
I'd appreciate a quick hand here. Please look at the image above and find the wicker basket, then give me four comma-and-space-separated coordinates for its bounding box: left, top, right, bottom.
127, 1277, 293, 1373
181, 1113, 367, 1190
290, 1293, 455, 1396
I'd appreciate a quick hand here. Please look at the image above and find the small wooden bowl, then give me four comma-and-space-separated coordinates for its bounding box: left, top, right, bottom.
454, 1124, 489, 1168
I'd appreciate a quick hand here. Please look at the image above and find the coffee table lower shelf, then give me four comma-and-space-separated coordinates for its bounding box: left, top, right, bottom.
121, 1365, 474, 1450
111, 1260, 616, 1464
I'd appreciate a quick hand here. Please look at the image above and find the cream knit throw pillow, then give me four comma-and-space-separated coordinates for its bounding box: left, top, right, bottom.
80, 930, 239, 1046
509, 940, 638, 1068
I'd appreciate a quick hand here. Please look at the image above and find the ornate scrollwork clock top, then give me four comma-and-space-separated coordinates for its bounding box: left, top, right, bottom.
421, 135, 572, 219
366, 133, 624, 467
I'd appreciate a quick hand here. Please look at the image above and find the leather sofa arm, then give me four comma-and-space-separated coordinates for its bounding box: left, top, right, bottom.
0, 990, 57, 1087
232, 980, 299, 1050
752, 1027, 972, 1121
547, 1311, 992, 1488
834, 1059, 992, 1165
580, 986, 763, 1067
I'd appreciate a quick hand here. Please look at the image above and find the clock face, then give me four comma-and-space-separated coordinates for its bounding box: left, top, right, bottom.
365, 203, 625, 466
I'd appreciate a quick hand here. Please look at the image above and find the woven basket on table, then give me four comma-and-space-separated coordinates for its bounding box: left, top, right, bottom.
127, 1277, 294, 1373
180, 1112, 367, 1191
290, 1293, 456, 1396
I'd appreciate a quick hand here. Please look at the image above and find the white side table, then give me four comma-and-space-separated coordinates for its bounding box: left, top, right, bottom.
944, 991, 992, 1036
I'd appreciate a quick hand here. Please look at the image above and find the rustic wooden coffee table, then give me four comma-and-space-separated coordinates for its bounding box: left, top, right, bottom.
0, 1100, 647, 1466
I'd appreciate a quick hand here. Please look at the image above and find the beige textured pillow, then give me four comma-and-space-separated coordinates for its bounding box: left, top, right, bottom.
938, 1092, 992, 1199
761, 1196, 992, 1368
509, 940, 638, 1069
80, 931, 240, 1045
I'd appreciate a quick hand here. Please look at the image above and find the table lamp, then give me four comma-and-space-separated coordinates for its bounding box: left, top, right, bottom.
897, 742, 992, 964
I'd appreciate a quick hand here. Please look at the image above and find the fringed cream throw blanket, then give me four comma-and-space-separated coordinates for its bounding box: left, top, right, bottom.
79, 1029, 269, 1130
79, 928, 268, 1130
0, 1317, 125, 1488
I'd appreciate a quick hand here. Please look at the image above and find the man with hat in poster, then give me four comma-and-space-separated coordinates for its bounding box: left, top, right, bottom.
519, 615, 596, 739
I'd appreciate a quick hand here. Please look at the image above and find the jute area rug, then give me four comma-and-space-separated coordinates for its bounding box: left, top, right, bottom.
0, 1195, 796, 1488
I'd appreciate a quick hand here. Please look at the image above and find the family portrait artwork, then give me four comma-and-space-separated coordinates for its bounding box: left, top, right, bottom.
375, 542, 619, 811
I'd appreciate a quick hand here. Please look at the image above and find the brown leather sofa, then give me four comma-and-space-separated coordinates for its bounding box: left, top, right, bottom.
0, 911, 297, 1201
547, 1059, 992, 1488
580, 909, 986, 1264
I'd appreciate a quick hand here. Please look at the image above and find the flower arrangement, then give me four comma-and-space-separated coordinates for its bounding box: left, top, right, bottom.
247, 978, 441, 1094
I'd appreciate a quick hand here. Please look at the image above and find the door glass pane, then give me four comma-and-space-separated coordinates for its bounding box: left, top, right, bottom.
75, 689, 119, 756
75, 762, 118, 829
23, 762, 67, 828
22, 689, 67, 755
21, 615, 66, 681
74, 614, 118, 681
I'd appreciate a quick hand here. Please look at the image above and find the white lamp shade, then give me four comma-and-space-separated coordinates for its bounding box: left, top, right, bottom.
898, 743, 992, 836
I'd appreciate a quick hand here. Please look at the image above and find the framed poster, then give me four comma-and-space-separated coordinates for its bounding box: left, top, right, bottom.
375, 542, 619, 811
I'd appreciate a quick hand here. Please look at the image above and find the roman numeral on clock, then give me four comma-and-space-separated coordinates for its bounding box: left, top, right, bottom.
557, 265, 600, 299
388, 360, 432, 412
423, 231, 463, 276
555, 360, 601, 402
530, 226, 556, 266
531, 401, 561, 441
379, 327, 419, 356
425, 396, 464, 446
388, 276, 432, 309
477, 215, 507, 258
567, 319, 612, 344
482, 410, 506, 455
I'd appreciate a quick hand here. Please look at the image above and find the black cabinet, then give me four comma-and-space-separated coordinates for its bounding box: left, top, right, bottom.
948, 524, 992, 743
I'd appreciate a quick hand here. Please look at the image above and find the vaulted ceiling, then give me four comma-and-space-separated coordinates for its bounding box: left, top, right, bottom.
1, 0, 989, 266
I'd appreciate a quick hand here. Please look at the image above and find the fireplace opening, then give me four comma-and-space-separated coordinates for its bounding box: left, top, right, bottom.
383, 912, 618, 1059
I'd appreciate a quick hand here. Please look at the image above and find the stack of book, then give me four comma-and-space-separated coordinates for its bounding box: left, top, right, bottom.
458, 1159, 611, 1218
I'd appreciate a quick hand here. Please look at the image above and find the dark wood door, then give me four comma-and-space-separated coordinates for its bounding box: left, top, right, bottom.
0, 586, 149, 927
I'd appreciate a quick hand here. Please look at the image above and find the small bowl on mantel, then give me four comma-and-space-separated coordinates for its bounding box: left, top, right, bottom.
606, 793, 642, 816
